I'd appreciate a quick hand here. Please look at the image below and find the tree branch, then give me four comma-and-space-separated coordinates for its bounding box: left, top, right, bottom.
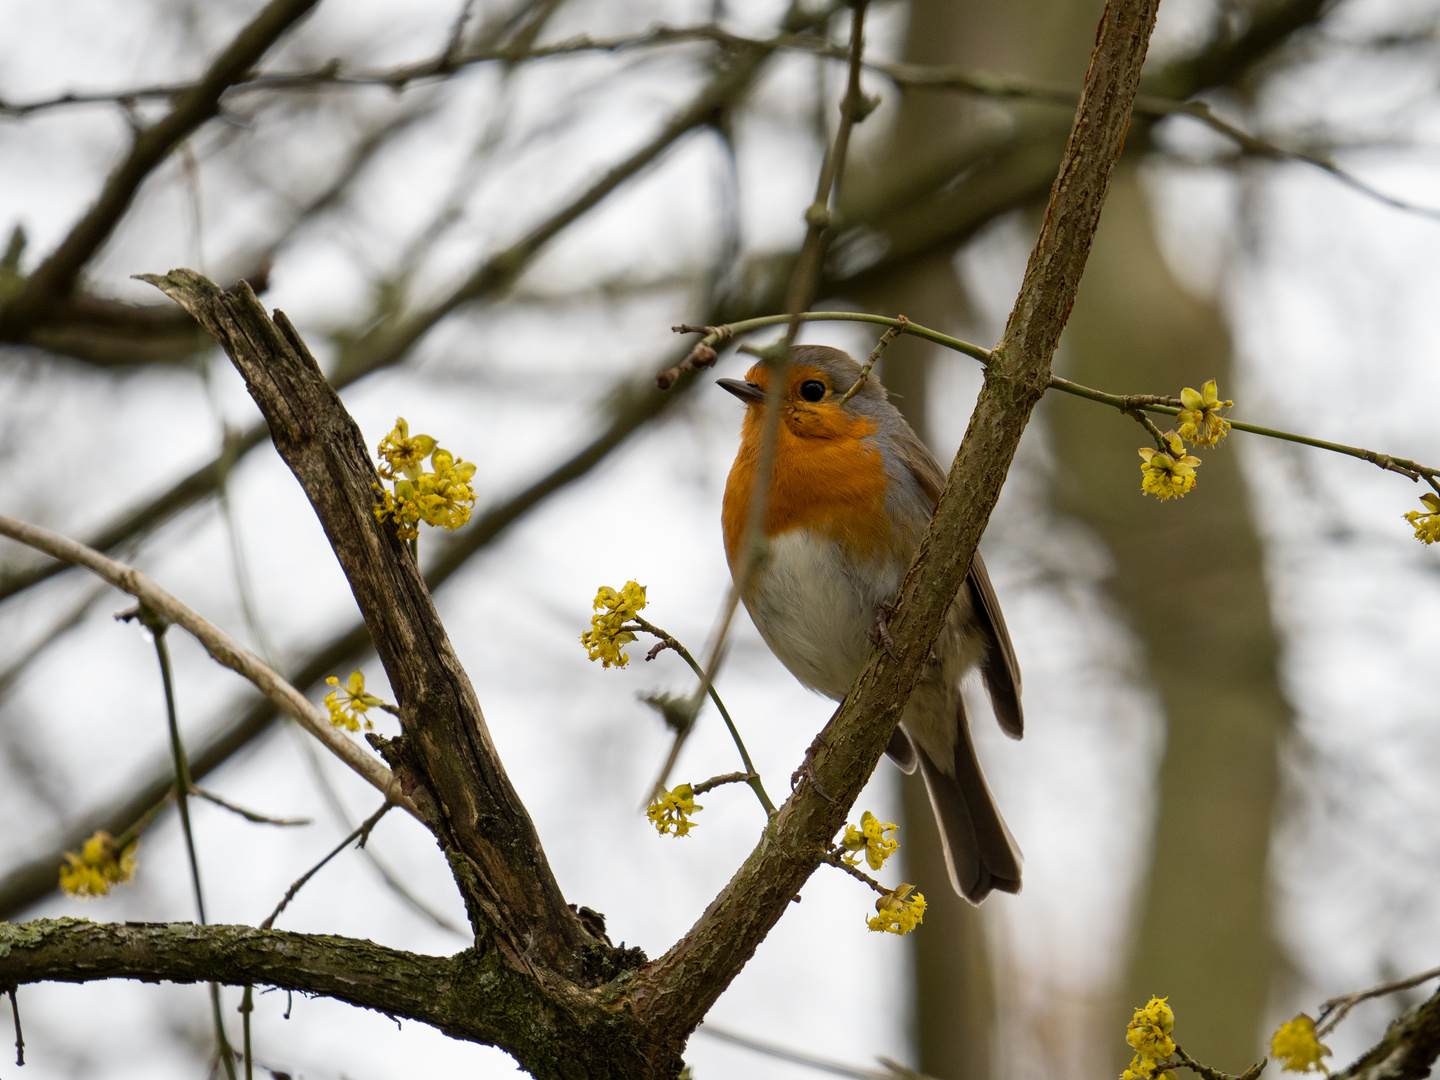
0, 919, 519, 1048
0, 0, 321, 337
139, 269, 597, 976
0, 512, 413, 815
1335, 986, 1440, 1080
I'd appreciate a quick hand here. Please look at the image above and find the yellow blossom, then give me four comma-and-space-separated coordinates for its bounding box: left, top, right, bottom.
325, 670, 385, 732
412, 448, 478, 531
1270, 1014, 1331, 1074
373, 420, 476, 541
867, 883, 926, 935
580, 581, 648, 668
1120, 997, 1177, 1080
1139, 432, 1201, 500
1404, 493, 1440, 545
647, 784, 701, 836
1176, 379, 1233, 446
59, 831, 137, 898
838, 811, 899, 871
376, 418, 437, 481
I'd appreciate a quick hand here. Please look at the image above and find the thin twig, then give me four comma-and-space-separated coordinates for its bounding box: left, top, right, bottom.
0, 513, 416, 815
1161, 1044, 1266, 1080
698, 1023, 938, 1080
190, 786, 310, 827
630, 616, 774, 814
838, 316, 907, 405
7, 986, 22, 1067
656, 0, 874, 803
125, 607, 238, 1080
690, 771, 757, 796
261, 802, 393, 930
1126, 407, 1171, 449
1318, 964, 1440, 1036
819, 851, 888, 895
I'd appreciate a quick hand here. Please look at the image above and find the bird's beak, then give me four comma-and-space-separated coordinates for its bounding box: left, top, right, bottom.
716, 378, 766, 404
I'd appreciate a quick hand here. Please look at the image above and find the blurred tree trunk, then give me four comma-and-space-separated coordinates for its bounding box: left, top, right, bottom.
1051, 165, 1288, 1069
856, 2, 1289, 1074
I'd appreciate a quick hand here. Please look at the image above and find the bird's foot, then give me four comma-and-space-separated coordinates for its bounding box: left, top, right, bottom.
791, 728, 835, 802
868, 600, 897, 657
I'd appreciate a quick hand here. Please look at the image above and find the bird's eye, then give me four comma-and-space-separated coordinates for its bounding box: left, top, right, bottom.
799, 380, 826, 403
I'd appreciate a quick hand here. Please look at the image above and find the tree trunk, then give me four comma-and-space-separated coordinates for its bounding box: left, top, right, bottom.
1051, 165, 1287, 1069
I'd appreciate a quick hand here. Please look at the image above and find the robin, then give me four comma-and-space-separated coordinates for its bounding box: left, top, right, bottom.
718, 343, 1024, 903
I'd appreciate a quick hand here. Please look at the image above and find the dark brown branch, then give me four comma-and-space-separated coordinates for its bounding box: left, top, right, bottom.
0, 290, 724, 923
1334, 986, 1440, 1080
0, 919, 534, 1052
630, 0, 1160, 1036
0, 0, 320, 338
140, 270, 594, 976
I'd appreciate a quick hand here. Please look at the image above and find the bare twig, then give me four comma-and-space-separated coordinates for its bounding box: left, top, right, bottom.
689, 771, 757, 796
698, 1023, 938, 1079
0, 514, 416, 816
261, 802, 393, 930
630, 615, 773, 815
0, 0, 322, 336
1319, 964, 1440, 1037
6, 986, 22, 1066
654, 0, 874, 803
190, 787, 310, 827
818, 851, 888, 895
838, 316, 907, 405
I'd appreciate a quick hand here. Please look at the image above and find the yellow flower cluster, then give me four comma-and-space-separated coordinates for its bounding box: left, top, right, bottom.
839, 811, 899, 871
1121, 997, 1178, 1080
580, 581, 647, 668
325, 670, 384, 732
372, 418, 477, 542
1404, 493, 1440, 545
1136, 379, 1233, 501
1139, 432, 1202, 501
1270, 1014, 1331, 1074
867, 883, 926, 935
59, 830, 137, 898
647, 784, 701, 837
1176, 379, 1233, 446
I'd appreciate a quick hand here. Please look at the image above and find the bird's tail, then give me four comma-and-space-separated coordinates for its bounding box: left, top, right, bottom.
916, 714, 1022, 904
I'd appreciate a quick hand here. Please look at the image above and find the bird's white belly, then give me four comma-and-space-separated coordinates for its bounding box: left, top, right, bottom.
742, 528, 903, 701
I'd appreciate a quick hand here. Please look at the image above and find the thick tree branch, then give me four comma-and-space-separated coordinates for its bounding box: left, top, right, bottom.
632, 0, 1160, 1035
139, 270, 597, 977
0, 919, 537, 1050
0, 0, 320, 338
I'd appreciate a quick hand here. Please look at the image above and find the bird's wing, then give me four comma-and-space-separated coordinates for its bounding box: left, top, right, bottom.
890, 422, 1024, 739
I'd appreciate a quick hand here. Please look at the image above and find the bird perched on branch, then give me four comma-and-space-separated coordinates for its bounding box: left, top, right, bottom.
719, 344, 1023, 903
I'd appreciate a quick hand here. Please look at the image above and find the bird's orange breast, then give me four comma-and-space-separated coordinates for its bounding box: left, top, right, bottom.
722, 404, 892, 571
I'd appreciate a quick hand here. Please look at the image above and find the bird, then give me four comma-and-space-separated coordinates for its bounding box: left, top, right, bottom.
718, 343, 1024, 904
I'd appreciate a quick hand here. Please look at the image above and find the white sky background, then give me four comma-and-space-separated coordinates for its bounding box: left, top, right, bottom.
1, 0, 1440, 1077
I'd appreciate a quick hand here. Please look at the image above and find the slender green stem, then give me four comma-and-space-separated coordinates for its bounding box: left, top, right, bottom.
632, 616, 775, 815
684, 310, 1440, 497
143, 614, 237, 1080
680, 310, 991, 364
